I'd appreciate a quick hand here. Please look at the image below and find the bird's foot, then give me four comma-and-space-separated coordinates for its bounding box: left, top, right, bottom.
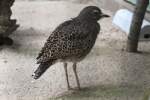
67, 87, 73, 91
68, 87, 81, 91
74, 87, 81, 91
66, 88, 78, 94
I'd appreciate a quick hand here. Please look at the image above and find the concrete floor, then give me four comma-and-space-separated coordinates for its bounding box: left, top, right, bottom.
0, 1, 150, 100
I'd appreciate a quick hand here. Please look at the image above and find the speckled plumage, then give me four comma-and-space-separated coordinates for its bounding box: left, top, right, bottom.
37, 19, 100, 63
33, 6, 109, 90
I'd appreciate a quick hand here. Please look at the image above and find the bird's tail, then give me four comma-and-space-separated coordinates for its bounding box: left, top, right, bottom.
32, 61, 53, 80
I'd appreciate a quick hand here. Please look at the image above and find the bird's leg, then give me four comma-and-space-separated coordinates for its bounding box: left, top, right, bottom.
72, 63, 81, 90
64, 62, 71, 90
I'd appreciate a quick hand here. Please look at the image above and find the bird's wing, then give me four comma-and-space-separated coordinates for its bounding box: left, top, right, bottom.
36, 20, 73, 63
36, 19, 98, 63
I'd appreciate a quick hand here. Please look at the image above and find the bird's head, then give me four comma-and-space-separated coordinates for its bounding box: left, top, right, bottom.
78, 6, 110, 21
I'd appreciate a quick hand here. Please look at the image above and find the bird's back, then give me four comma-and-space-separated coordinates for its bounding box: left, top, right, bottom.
37, 18, 100, 64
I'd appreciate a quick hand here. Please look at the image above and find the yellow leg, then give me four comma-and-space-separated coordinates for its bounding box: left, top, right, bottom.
73, 63, 81, 90
64, 62, 71, 90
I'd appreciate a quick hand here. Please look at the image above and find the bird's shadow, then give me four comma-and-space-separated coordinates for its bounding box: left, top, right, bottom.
53, 85, 143, 100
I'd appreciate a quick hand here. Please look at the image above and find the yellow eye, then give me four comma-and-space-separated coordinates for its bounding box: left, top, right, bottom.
93, 10, 99, 14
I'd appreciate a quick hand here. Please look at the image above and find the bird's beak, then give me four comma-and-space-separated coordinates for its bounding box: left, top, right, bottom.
100, 13, 110, 18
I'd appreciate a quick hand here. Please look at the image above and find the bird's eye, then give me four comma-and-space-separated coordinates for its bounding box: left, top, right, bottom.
93, 10, 99, 14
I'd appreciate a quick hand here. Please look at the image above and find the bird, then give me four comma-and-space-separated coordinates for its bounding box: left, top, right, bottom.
32, 6, 109, 90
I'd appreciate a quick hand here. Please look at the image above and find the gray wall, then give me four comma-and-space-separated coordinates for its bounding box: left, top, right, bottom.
15, 0, 124, 13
